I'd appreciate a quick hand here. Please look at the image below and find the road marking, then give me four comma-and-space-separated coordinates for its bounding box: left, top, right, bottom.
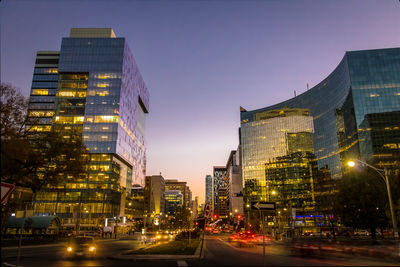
177, 260, 188, 266
3, 263, 23, 267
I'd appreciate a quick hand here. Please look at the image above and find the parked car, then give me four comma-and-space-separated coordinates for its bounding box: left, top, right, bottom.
83, 230, 101, 237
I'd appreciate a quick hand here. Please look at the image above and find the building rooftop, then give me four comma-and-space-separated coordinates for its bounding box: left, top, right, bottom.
69, 28, 116, 38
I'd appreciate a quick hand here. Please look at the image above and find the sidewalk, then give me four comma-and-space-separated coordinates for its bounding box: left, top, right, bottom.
275, 239, 400, 261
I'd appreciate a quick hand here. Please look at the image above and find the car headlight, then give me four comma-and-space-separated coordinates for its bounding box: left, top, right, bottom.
67, 247, 73, 252
89, 246, 96, 252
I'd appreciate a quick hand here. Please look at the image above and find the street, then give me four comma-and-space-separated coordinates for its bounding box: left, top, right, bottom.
2, 233, 399, 266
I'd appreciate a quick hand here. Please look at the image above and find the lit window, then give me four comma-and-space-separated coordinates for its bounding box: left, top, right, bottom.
32, 89, 49, 95
45, 68, 58, 73
97, 90, 109, 96
58, 91, 75, 97
94, 115, 118, 123
101, 136, 108, 139
97, 83, 109, 88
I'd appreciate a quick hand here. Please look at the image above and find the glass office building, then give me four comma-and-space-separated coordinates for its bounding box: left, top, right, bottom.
205, 175, 213, 205
165, 190, 183, 216
27, 28, 149, 225
213, 166, 228, 217
241, 47, 400, 220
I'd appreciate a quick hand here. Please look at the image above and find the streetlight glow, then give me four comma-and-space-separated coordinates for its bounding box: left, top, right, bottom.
347, 161, 355, 167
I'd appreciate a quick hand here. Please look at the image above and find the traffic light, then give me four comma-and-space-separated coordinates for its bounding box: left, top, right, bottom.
213, 214, 218, 219
237, 215, 242, 220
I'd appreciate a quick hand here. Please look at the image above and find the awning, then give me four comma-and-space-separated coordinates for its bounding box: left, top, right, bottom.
5, 216, 60, 229
30, 216, 61, 229
4, 217, 30, 229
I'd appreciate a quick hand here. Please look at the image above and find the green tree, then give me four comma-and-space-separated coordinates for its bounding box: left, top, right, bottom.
334, 167, 398, 239
1, 83, 88, 195
175, 206, 191, 229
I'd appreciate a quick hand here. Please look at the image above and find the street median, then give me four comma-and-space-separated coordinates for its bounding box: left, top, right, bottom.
109, 239, 202, 261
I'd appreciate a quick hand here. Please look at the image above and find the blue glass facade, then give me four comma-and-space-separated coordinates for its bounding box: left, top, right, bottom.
28, 29, 149, 225
241, 47, 400, 181
240, 48, 400, 219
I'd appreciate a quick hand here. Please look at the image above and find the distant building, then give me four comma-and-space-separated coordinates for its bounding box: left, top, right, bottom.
205, 175, 213, 205
226, 148, 243, 217
165, 190, 183, 216
125, 185, 145, 220
165, 180, 190, 207
213, 166, 229, 218
186, 186, 192, 208
144, 175, 165, 215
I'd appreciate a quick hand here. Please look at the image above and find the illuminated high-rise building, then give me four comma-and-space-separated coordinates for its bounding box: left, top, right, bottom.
205, 175, 213, 205
27, 28, 149, 225
241, 47, 400, 226
213, 166, 229, 218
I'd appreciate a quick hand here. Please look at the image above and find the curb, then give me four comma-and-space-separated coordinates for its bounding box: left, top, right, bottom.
1, 242, 66, 250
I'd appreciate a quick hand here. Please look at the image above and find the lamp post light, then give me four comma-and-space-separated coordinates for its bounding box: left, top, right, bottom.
246, 204, 250, 230
347, 160, 399, 239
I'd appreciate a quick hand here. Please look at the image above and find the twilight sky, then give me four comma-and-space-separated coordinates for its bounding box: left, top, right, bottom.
1, 0, 399, 203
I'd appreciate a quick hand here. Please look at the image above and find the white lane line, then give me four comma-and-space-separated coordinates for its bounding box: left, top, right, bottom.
177, 260, 188, 266
3, 262, 23, 267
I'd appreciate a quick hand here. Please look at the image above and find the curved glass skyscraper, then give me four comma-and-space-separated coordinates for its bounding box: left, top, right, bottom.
240, 48, 400, 219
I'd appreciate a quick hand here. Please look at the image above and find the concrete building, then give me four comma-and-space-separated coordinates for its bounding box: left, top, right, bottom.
226, 148, 243, 217
144, 175, 165, 215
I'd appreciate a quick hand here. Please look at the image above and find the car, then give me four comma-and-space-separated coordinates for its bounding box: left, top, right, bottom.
354, 230, 370, 236
238, 231, 258, 247
65, 236, 97, 258
83, 230, 101, 237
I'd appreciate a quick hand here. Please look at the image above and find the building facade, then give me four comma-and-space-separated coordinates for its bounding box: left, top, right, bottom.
28, 28, 149, 225
213, 166, 229, 218
164, 190, 183, 216
226, 149, 243, 217
240, 47, 400, 224
144, 175, 165, 215
205, 175, 213, 205
165, 180, 189, 207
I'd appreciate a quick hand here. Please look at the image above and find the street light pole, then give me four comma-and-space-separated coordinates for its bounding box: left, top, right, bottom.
348, 160, 398, 239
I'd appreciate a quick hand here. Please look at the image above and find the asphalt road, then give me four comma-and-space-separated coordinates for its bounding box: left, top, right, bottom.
186, 235, 400, 266
1, 238, 177, 267
2, 234, 399, 266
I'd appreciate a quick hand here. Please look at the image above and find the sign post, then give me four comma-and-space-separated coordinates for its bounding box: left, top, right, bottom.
199, 204, 211, 259
1, 182, 15, 205
252, 201, 276, 266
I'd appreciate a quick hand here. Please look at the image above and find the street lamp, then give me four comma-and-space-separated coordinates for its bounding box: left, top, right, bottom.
347, 160, 399, 239
246, 204, 250, 230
